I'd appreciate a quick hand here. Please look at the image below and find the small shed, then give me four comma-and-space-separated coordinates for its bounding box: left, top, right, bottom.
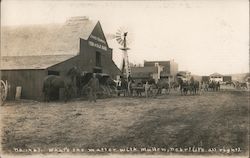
209, 73, 223, 82
223, 76, 232, 82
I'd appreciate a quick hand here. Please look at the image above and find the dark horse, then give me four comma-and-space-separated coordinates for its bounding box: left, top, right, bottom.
43, 75, 73, 102
43, 67, 81, 102
189, 80, 200, 95
178, 78, 189, 95
156, 79, 170, 95
178, 78, 200, 95
208, 81, 220, 91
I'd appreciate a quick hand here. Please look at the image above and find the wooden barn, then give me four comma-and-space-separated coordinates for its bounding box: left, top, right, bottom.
0, 17, 121, 100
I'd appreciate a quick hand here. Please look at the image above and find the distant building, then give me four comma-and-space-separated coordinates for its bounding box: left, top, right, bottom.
223, 76, 232, 82
131, 60, 178, 83
177, 71, 191, 81
209, 73, 223, 82
0, 17, 121, 100
201, 76, 210, 83
201, 73, 232, 83
230, 73, 250, 82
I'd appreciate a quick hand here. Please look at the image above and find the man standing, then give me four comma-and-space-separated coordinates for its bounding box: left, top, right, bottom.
144, 81, 150, 98
87, 73, 99, 102
117, 78, 122, 96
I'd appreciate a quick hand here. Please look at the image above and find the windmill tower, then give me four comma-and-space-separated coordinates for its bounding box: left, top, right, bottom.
115, 29, 131, 79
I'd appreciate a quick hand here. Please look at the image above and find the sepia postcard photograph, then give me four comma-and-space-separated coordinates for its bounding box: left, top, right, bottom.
0, 0, 249, 158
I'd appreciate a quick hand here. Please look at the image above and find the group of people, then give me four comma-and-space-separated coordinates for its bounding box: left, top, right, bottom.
200, 81, 221, 92
116, 78, 170, 98
178, 79, 221, 95
116, 78, 145, 97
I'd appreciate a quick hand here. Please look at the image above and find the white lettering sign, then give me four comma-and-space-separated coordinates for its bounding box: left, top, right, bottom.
89, 35, 106, 44
88, 41, 107, 51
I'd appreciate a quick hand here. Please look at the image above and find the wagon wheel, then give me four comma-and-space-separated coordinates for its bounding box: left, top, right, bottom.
0, 80, 8, 105
98, 85, 109, 98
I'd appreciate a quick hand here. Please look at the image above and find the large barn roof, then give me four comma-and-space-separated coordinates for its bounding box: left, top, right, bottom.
0, 55, 75, 70
1, 16, 96, 56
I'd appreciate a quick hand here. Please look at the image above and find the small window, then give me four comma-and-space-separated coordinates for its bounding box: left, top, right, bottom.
96, 51, 101, 67
48, 70, 59, 76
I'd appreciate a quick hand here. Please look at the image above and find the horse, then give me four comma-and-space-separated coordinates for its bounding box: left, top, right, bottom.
236, 82, 248, 89
43, 75, 73, 102
156, 79, 170, 95
181, 81, 190, 95
208, 81, 216, 91
178, 78, 200, 95
189, 80, 200, 95
135, 82, 144, 96
225, 81, 235, 87
171, 81, 179, 91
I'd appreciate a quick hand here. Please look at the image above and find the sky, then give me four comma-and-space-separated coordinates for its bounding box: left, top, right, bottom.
1, 0, 249, 75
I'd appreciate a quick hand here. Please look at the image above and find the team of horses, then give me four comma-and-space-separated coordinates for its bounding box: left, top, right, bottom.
44, 74, 242, 102
114, 77, 240, 97
42, 67, 249, 102
116, 78, 205, 97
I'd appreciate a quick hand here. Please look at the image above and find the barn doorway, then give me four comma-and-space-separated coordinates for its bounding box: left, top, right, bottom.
93, 68, 102, 73
96, 51, 101, 67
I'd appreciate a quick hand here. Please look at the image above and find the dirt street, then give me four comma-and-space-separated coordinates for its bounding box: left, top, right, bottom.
0, 91, 248, 155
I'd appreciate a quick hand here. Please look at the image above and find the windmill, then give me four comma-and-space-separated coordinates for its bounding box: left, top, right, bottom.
115, 28, 131, 79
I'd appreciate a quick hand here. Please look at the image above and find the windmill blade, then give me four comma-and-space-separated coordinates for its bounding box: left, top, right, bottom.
115, 34, 121, 38
115, 36, 122, 41
116, 31, 122, 35
116, 37, 121, 42
115, 35, 122, 39
115, 34, 122, 39
116, 37, 123, 43
115, 37, 122, 43
115, 26, 133, 47
120, 40, 124, 46
116, 38, 123, 45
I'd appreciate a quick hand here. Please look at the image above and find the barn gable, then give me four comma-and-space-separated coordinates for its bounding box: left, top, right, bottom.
88, 21, 109, 47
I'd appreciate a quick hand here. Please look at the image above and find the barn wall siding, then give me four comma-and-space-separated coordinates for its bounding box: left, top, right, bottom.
1, 70, 46, 100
